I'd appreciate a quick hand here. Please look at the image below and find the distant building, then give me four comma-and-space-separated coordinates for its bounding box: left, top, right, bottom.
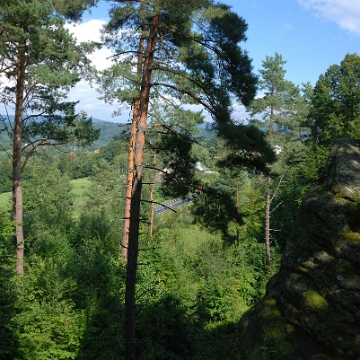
195, 161, 218, 174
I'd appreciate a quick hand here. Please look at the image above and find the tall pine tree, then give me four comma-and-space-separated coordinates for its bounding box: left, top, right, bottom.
99, 1, 274, 358
247, 52, 308, 147
0, 0, 99, 275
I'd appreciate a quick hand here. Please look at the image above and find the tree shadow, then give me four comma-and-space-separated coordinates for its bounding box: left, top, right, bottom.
135, 294, 239, 360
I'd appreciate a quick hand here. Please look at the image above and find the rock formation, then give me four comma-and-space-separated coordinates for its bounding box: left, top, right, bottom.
226, 139, 360, 360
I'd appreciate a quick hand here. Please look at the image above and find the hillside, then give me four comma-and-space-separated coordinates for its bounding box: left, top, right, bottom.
0, 116, 129, 154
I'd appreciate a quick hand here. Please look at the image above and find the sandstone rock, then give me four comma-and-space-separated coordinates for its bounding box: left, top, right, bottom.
226, 139, 360, 360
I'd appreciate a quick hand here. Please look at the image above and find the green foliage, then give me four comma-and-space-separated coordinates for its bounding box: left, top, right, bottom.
0, 210, 19, 358
247, 52, 309, 147
0, 0, 100, 164
311, 53, 360, 147
0, 140, 286, 360
215, 123, 276, 174
191, 187, 242, 243
13, 255, 83, 360
158, 131, 198, 197
0, 157, 12, 193
23, 166, 74, 242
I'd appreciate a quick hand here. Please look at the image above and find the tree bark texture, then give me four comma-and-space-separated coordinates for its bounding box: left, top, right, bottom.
13, 47, 26, 275
121, 99, 138, 261
149, 151, 156, 238
124, 14, 160, 360
121, 31, 146, 261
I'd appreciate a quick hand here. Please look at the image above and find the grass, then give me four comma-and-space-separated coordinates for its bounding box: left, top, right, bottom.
70, 178, 92, 218
71, 178, 92, 196
0, 178, 92, 211
0, 192, 11, 209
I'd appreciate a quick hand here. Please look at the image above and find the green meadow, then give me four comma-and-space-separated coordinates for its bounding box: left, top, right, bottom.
71, 178, 92, 196
0, 178, 92, 210
0, 192, 11, 209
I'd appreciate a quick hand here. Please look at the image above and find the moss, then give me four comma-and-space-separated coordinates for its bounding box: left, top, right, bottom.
338, 227, 360, 242
310, 355, 333, 360
303, 290, 328, 310
298, 265, 309, 273
337, 259, 352, 274
334, 192, 360, 210
264, 298, 276, 307
334, 192, 351, 203
255, 297, 296, 358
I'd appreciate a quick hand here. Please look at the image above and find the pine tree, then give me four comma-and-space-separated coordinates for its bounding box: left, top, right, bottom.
0, 0, 99, 275
247, 52, 308, 147
99, 2, 275, 358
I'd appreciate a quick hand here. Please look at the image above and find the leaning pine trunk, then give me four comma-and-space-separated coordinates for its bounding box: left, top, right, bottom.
124, 14, 160, 360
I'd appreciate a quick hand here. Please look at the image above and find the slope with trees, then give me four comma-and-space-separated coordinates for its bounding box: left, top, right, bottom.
1, 1, 358, 359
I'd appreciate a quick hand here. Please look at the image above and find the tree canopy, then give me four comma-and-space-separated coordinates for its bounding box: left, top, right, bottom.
311, 53, 360, 146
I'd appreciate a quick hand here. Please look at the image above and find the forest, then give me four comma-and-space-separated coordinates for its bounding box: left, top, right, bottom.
1, 0, 360, 359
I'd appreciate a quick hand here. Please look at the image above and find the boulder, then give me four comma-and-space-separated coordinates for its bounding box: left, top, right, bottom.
226, 139, 360, 360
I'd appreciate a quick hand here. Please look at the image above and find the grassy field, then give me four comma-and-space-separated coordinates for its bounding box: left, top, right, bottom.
71, 178, 92, 196
0, 178, 92, 210
0, 192, 11, 209
71, 178, 92, 217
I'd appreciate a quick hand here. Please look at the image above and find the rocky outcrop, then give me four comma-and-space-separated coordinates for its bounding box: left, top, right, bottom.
226, 139, 360, 360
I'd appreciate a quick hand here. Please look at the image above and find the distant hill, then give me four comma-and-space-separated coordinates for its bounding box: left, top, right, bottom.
90, 121, 130, 149
0, 116, 130, 154
0, 116, 216, 154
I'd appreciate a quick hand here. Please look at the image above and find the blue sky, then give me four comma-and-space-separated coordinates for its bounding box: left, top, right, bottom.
36, 1, 360, 122
225, 0, 360, 87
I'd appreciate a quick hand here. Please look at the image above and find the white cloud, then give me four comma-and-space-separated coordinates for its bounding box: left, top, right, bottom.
66, 19, 104, 42
65, 19, 113, 71
298, 0, 360, 35
283, 22, 295, 31
68, 80, 129, 122
65, 20, 125, 121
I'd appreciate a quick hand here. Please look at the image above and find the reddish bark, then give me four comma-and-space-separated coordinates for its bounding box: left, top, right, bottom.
121, 31, 146, 261
124, 14, 160, 360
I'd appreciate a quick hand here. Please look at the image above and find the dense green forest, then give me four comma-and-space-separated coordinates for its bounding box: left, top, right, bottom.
1, 0, 360, 359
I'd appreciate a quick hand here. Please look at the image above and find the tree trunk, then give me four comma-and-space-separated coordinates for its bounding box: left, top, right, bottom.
121, 98, 138, 261
13, 48, 26, 275
235, 183, 240, 245
265, 192, 271, 267
149, 151, 156, 238
121, 31, 146, 262
269, 91, 275, 144
124, 14, 160, 360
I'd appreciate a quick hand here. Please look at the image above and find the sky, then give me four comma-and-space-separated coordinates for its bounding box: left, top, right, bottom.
39, 0, 360, 122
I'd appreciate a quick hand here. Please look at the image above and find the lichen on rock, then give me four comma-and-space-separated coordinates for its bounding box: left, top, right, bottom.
225, 139, 360, 360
